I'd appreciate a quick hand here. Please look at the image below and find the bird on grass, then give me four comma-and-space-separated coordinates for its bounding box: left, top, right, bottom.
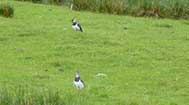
72, 18, 83, 32
73, 71, 84, 89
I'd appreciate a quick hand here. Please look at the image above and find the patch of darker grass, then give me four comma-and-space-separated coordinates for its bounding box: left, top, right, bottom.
155, 24, 173, 28
170, 103, 178, 105
24, 56, 32, 60
98, 93, 109, 99
58, 68, 64, 72
158, 80, 168, 87
0, 37, 8, 41
50, 62, 62, 67
17, 33, 36, 37
182, 21, 189, 25
123, 27, 128, 30
129, 102, 139, 105
183, 36, 189, 41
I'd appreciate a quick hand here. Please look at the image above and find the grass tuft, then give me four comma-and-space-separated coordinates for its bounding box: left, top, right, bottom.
0, 85, 63, 105
0, 2, 14, 17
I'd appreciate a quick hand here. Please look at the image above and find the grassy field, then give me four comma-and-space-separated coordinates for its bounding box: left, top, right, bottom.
0, 1, 189, 105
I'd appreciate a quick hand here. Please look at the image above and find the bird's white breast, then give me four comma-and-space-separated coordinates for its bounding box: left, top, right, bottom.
72, 24, 80, 30
74, 80, 84, 89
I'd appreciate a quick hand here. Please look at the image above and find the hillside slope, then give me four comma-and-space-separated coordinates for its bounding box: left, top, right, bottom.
0, 1, 189, 105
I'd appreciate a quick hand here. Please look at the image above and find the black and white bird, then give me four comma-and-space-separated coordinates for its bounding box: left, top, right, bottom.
72, 18, 83, 32
73, 71, 85, 89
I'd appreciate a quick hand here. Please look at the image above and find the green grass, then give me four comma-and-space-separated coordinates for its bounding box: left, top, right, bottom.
0, 85, 64, 105
0, 1, 189, 105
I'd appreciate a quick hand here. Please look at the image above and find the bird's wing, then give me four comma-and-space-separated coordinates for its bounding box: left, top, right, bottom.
81, 80, 84, 85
